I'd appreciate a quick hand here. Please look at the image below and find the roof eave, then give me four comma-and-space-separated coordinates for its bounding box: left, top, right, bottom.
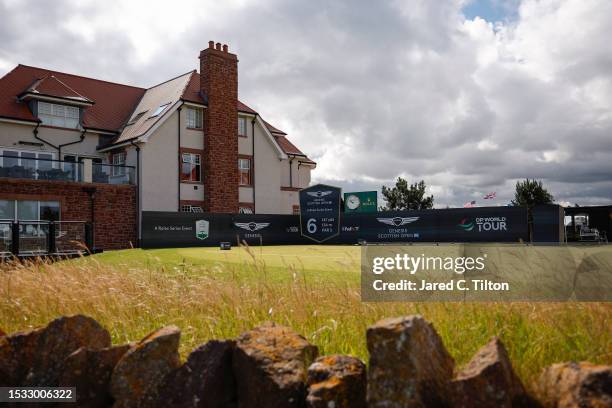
18, 92, 95, 107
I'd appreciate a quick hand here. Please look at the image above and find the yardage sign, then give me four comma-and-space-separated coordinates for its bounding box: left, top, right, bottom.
299, 184, 341, 243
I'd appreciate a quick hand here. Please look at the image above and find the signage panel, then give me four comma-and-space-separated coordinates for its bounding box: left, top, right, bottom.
344, 191, 378, 213
140, 205, 539, 248
299, 184, 341, 243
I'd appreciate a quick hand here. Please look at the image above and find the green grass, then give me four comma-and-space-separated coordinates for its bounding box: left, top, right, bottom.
1, 244, 610, 389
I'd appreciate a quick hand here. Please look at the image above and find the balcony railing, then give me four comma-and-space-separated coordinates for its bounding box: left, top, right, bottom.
0, 155, 82, 182
92, 163, 136, 185
0, 220, 92, 257
0, 155, 135, 185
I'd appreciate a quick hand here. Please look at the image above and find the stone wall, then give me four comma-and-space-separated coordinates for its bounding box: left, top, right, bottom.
0, 315, 610, 407
0, 178, 137, 250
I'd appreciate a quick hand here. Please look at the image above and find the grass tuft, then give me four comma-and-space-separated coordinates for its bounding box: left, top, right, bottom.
0, 246, 610, 388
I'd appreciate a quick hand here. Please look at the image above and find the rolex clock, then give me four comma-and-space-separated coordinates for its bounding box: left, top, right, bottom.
346, 194, 361, 210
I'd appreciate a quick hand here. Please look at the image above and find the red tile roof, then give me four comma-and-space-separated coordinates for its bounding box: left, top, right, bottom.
0, 65, 145, 132
0, 65, 314, 164
181, 71, 258, 114
180, 71, 312, 163
22, 74, 92, 102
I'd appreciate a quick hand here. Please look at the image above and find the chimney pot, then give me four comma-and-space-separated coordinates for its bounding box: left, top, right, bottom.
223, 44, 228, 52
215, 42, 221, 50
208, 40, 214, 49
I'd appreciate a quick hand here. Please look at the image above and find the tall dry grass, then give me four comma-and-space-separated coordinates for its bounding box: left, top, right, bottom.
0, 251, 610, 387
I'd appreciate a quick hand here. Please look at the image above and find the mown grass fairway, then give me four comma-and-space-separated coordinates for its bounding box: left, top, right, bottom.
1, 244, 610, 388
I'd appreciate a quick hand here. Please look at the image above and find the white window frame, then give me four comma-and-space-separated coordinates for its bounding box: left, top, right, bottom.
238, 157, 251, 186
0, 199, 60, 222
238, 207, 254, 214
150, 102, 171, 118
38, 101, 80, 128
181, 153, 201, 182
238, 117, 247, 137
0, 149, 57, 176
112, 152, 127, 176
186, 108, 203, 129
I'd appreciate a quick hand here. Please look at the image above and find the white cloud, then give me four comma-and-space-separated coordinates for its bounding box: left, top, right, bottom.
0, 0, 610, 207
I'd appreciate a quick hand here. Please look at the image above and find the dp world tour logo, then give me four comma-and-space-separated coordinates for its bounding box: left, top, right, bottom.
458, 217, 507, 232
195, 220, 209, 240
457, 218, 475, 231
307, 191, 332, 198
376, 217, 419, 227
234, 222, 270, 232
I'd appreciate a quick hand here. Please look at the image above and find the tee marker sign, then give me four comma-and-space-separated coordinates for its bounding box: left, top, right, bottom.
299, 184, 341, 243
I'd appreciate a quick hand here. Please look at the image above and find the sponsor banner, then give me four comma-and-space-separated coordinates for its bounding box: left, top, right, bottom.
141, 205, 535, 248
344, 191, 378, 213
299, 184, 341, 243
232, 214, 303, 245
437, 207, 528, 242
141, 211, 233, 248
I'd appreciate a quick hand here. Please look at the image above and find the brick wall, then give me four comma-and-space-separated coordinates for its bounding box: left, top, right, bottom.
200, 41, 239, 213
0, 178, 137, 250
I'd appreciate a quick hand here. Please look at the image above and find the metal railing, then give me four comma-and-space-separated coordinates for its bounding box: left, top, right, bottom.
0, 220, 92, 258
0, 155, 136, 185
92, 163, 136, 185
0, 155, 82, 182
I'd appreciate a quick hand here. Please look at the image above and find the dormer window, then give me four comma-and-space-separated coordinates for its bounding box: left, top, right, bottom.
150, 102, 171, 118
38, 101, 79, 128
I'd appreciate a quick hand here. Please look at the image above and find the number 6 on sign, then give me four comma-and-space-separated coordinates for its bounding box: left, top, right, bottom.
307, 218, 317, 233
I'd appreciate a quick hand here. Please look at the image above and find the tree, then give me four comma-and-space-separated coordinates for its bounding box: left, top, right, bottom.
511, 179, 554, 241
511, 179, 554, 207
381, 178, 434, 210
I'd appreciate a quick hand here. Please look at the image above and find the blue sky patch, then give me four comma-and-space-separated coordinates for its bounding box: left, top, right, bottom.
462, 0, 520, 22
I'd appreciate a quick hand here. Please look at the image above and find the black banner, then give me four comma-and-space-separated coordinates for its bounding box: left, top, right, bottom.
299, 184, 341, 243
141, 205, 540, 248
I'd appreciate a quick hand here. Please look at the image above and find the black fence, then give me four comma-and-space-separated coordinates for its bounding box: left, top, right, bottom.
0, 220, 92, 258
140, 206, 567, 248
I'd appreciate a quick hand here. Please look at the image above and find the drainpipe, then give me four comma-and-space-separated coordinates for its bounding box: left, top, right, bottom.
251, 114, 257, 213
177, 106, 182, 211
129, 140, 141, 247
58, 129, 86, 159
289, 156, 293, 188
33, 122, 58, 150
83, 186, 97, 252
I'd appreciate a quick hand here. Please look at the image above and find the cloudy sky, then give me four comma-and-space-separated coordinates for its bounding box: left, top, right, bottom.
1, 0, 611, 207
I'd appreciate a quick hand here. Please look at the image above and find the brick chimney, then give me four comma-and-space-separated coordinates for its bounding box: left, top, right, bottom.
199, 41, 239, 213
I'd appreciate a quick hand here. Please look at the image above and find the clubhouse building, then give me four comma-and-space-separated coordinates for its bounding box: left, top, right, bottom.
0, 42, 315, 250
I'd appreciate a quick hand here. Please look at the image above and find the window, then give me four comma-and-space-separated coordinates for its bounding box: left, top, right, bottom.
186, 108, 203, 129
112, 152, 126, 176
238, 117, 247, 136
0, 199, 60, 221
150, 103, 171, 118
0, 149, 56, 178
181, 205, 203, 213
38, 101, 79, 128
238, 158, 251, 186
292, 205, 300, 215
0, 200, 15, 220
127, 111, 147, 125
39, 201, 60, 221
181, 153, 201, 182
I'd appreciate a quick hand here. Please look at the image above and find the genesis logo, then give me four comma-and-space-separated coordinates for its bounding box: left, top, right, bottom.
376, 217, 419, 227
234, 222, 270, 232
306, 191, 332, 198
457, 218, 475, 231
